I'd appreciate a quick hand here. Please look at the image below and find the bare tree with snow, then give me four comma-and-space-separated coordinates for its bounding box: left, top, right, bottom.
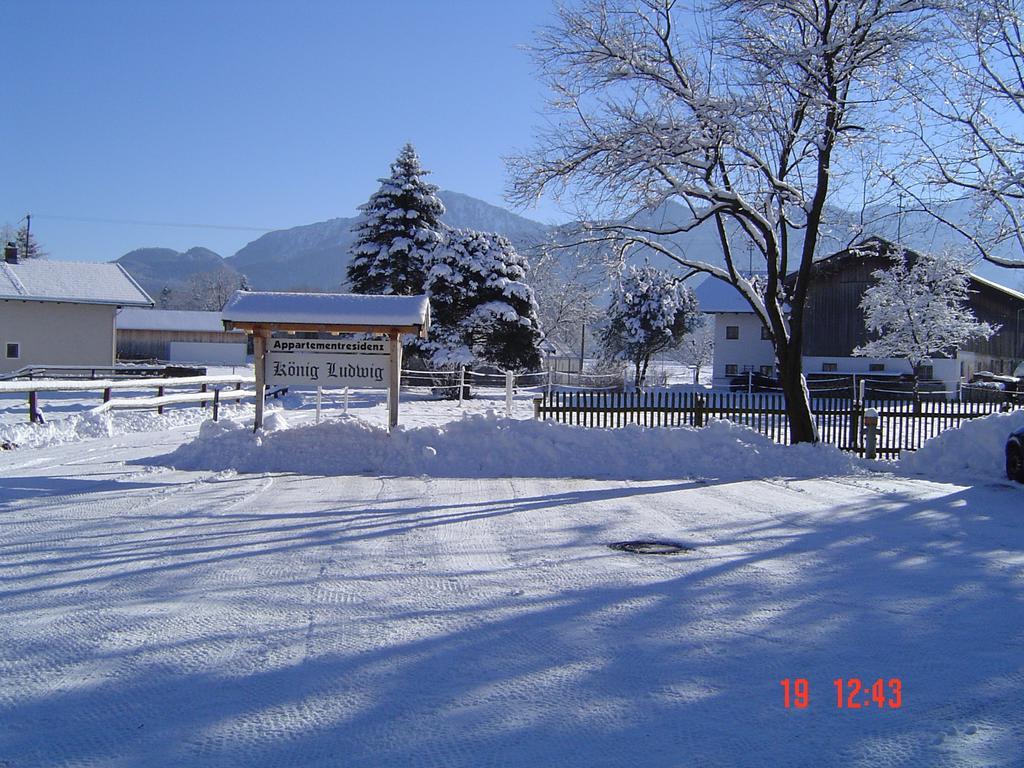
510, 0, 934, 442
854, 247, 997, 393
600, 264, 700, 388
526, 239, 605, 355
186, 269, 249, 311
676, 320, 715, 385
893, 0, 1024, 268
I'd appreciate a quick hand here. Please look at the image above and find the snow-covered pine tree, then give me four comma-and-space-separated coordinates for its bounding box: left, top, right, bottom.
600, 264, 701, 389
423, 229, 543, 372
346, 144, 445, 296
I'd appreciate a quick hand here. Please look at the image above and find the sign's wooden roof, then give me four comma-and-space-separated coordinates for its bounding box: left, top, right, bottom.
221, 291, 431, 336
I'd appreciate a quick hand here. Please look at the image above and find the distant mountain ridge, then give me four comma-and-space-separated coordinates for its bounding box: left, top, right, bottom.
115, 246, 236, 298
114, 189, 1023, 298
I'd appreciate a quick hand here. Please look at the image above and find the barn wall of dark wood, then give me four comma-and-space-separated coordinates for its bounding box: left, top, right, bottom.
962, 281, 1024, 361
800, 254, 889, 357
799, 251, 1024, 372
116, 330, 243, 361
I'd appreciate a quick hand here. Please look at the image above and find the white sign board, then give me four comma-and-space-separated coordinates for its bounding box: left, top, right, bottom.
265, 338, 390, 389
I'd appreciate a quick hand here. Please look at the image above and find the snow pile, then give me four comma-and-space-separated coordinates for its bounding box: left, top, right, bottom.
897, 408, 1024, 482
159, 412, 861, 480
0, 405, 248, 450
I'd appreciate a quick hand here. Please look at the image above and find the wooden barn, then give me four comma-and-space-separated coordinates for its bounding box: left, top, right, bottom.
116, 308, 248, 365
800, 238, 1024, 383
697, 237, 1024, 389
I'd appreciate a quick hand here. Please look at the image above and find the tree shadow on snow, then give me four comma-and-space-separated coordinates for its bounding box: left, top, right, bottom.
0, 475, 1021, 767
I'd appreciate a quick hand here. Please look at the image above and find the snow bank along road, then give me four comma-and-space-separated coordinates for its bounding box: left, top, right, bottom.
0, 418, 1022, 767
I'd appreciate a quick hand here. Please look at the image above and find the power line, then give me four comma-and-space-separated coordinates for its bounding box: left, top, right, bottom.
31, 213, 278, 233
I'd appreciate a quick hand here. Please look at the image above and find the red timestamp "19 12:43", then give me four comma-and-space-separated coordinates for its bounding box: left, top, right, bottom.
780, 678, 902, 709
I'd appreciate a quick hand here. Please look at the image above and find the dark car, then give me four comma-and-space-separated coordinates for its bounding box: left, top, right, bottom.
1007, 425, 1024, 483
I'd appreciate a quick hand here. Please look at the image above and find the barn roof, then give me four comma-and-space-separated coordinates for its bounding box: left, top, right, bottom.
116, 308, 245, 333
0, 260, 153, 306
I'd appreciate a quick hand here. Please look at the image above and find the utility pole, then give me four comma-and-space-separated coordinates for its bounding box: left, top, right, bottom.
19, 213, 31, 259
579, 321, 586, 374
896, 194, 903, 244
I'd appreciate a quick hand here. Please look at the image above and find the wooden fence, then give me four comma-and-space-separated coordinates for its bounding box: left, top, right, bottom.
0, 374, 255, 424
533, 390, 1011, 455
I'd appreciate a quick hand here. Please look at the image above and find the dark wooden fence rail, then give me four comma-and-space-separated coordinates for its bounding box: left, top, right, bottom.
534, 391, 1011, 455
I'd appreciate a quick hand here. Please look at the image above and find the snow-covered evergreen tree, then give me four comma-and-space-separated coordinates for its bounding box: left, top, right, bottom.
854, 248, 997, 388
422, 229, 543, 372
600, 265, 701, 389
346, 144, 445, 296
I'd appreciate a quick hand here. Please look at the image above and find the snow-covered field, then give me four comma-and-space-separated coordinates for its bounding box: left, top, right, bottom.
1, 388, 1022, 767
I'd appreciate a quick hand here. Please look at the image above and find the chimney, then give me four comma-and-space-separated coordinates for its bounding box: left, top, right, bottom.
4, 242, 17, 264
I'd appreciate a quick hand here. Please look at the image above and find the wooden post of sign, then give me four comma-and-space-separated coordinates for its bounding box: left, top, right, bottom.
253, 329, 268, 431
388, 331, 402, 431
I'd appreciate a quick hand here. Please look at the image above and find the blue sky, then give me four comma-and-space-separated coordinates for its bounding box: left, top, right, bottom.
0, 0, 566, 262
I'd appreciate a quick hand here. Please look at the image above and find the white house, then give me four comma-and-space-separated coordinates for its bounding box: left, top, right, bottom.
116, 308, 248, 365
694, 277, 776, 387
0, 254, 153, 375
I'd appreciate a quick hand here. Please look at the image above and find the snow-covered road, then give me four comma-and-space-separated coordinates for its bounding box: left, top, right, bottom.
1, 417, 1022, 767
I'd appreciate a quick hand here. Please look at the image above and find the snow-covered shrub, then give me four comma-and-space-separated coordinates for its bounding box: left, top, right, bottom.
599, 264, 701, 389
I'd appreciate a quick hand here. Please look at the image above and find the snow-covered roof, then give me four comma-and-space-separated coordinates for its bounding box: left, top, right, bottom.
693, 277, 753, 313
222, 291, 431, 332
116, 308, 244, 333
969, 272, 1024, 303
0, 260, 153, 306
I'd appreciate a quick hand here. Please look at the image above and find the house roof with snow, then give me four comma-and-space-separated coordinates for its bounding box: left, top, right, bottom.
116, 308, 245, 334
693, 277, 753, 313
0, 260, 153, 307
222, 291, 431, 337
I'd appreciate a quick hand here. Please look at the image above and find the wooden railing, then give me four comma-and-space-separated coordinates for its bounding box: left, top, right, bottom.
0, 374, 255, 423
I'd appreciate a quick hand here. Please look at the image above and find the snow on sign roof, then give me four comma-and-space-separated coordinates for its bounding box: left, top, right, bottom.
222, 291, 431, 333
0, 260, 153, 306
116, 308, 245, 333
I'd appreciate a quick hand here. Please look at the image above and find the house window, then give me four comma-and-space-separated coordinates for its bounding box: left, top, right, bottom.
869, 363, 885, 372
760, 326, 772, 340
919, 365, 934, 379
725, 364, 738, 376
726, 325, 739, 340
5, 343, 19, 359
822, 362, 838, 372
759, 365, 774, 377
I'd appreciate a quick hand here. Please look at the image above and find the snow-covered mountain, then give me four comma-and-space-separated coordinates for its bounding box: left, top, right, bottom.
219, 191, 552, 291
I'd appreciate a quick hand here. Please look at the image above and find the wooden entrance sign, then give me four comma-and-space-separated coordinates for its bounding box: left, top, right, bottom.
222, 292, 430, 432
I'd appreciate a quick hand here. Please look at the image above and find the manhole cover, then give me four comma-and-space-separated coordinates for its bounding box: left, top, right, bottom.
608, 540, 692, 555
